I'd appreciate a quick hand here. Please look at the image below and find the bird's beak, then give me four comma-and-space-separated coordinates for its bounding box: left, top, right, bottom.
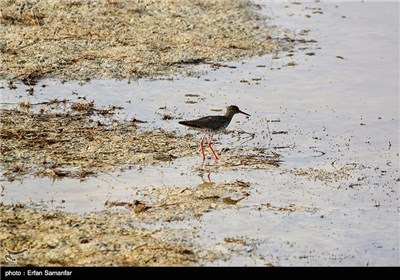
239, 110, 250, 116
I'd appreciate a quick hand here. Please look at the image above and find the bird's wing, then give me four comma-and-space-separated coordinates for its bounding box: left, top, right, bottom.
179, 116, 224, 130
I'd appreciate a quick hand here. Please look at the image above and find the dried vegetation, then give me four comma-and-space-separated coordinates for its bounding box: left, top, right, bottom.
0, 204, 205, 266
0, 100, 282, 181
0, 100, 196, 181
0, 0, 287, 81
0, 179, 281, 266
0, 0, 290, 266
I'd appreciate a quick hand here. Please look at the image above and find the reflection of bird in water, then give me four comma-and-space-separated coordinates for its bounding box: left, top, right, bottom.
199, 171, 212, 183
179, 105, 250, 161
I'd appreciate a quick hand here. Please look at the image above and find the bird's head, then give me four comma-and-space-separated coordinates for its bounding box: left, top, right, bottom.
226, 105, 250, 116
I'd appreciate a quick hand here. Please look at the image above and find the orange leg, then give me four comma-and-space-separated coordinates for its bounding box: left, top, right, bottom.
200, 135, 206, 161
207, 135, 219, 162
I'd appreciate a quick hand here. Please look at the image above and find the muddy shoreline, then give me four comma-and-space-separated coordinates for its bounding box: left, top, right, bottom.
1, 179, 256, 266
0, 100, 280, 181
2, 0, 397, 267
0, 97, 281, 266
0, 0, 290, 82
1, 0, 287, 266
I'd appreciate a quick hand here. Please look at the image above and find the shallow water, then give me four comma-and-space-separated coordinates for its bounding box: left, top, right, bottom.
1, 1, 399, 266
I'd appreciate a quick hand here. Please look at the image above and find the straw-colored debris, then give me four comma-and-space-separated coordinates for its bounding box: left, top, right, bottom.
0, 100, 281, 180
0, 175, 315, 266
0, 179, 257, 266
107, 180, 252, 222
0, 204, 206, 266
0, 100, 196, 180
0, 0, 288, 81
292, 164, 360, 183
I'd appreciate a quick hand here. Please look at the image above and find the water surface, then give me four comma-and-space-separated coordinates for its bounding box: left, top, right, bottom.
1, 1, 398, 266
